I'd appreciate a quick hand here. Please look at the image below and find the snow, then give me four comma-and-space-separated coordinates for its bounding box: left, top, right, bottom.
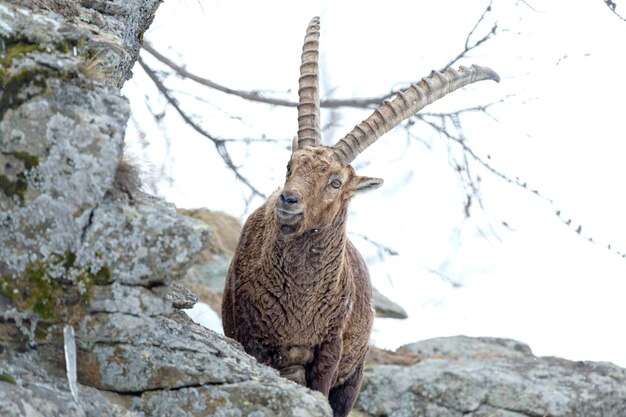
63, 324, 79, 402
123, 0, 626, 367
184, 303, 223, 335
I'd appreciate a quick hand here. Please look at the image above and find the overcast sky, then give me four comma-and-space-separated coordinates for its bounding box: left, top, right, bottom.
123, 0, 626, 367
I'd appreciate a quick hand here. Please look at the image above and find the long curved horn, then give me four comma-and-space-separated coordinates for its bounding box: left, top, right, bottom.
332, 64, 500, 166
296, 16, 322, 149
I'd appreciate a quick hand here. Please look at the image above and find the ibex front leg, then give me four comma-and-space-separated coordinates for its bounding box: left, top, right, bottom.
308, 336, 342, 396
328, 361, 365, 417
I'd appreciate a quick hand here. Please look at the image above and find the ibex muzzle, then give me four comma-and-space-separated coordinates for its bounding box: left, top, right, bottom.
276, 188, 303, 233
275, 145, 383, 236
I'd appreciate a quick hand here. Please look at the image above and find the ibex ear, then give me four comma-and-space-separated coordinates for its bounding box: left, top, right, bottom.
353, 176, 383, 193
292, 135, 299, 152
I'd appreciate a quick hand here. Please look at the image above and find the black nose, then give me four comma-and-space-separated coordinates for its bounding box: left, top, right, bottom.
280, 189, 300, 205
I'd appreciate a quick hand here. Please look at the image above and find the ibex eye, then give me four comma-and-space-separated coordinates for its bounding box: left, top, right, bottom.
330, 179, 342, 189
286, 163, 291, 178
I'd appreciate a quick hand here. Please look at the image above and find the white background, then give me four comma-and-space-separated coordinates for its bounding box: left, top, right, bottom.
123, 0, 626, 367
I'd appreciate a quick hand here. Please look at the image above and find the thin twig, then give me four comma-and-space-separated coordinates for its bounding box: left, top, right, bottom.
439, 0, 497, 71
602, 0, 626, 21
351, 232, 399, 256
517, 0, 544, 13
421, 115, 551, 204
421, 113, 626, 259
137, 57, 267, 199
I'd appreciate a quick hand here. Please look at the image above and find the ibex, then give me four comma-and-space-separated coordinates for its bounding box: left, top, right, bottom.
222, 17, 499, 417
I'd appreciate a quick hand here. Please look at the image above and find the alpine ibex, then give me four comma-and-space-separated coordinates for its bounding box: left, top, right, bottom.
222, 16, 499, 417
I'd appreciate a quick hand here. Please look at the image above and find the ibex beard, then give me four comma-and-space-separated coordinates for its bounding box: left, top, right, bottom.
221, 16, 499, 417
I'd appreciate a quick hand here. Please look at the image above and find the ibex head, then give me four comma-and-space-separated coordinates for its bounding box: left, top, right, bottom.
275, 17, 499, 236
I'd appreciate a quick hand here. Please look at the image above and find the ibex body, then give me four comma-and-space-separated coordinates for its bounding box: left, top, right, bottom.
222, 17, 499, 417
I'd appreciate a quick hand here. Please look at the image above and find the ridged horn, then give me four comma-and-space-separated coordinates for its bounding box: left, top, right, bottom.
296, 16, 322, 149
332, 64, 500, 166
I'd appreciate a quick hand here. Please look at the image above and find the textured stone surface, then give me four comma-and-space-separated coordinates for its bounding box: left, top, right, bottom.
357, 336, 626, 417
77, 311, 271, 392
167, 282, 198, 309
0, 2, 332, 416
137, 380, 332, 417
398, 335, 533, 358
80, 201, 212, 285
89, 282, 173, 317
0, 0, 153, 277
0, 348, 140, 417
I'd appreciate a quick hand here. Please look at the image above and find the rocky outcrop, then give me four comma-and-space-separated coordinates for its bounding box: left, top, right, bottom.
357, 336, 626, 417
1, 309, 331, 417
0, 2, 331, 416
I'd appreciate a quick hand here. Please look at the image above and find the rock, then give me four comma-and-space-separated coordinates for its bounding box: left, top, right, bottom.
166, 283, 198, 309
177, 208, 242, 316
178, 208, 242, 256
371, 288, 408, 319
0, 3, 332, 416
78, 311, 267, 392
79, 201, 212, 285
366, 346, 420, 366
136, 373, 331, 417
0, 0, 147, 276
90, 282, 173, 316
0, 347, 140, 417
356, 336, 626, 417
398, 335, 533, 358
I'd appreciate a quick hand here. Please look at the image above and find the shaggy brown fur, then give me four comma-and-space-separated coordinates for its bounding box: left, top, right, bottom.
222, 146, 382, 416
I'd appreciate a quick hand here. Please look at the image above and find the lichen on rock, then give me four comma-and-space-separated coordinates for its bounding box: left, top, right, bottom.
0, 251, 109, 324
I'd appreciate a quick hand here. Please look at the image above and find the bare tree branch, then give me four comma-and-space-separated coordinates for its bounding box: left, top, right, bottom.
137, 56, 267, 199
420, 113, 552, 205
350, 232, 399, 257
516, 0, 544, 13
418, 109, 626, 260
142, 43, 387, 109
143, 9, 501, 114
602, 0, 626, 21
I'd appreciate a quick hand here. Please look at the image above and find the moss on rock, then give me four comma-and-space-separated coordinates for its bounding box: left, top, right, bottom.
4, 151, 40, 171
0, 174, 28, 200
0, 372, 17, 385
0, 252, 110, 323
0, 41, 40, 69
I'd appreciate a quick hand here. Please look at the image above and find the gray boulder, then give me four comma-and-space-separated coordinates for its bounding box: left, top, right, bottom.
357, 336, 626, 417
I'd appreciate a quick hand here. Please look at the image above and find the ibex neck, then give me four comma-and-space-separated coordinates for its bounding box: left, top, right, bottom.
269, 208, 349, 289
